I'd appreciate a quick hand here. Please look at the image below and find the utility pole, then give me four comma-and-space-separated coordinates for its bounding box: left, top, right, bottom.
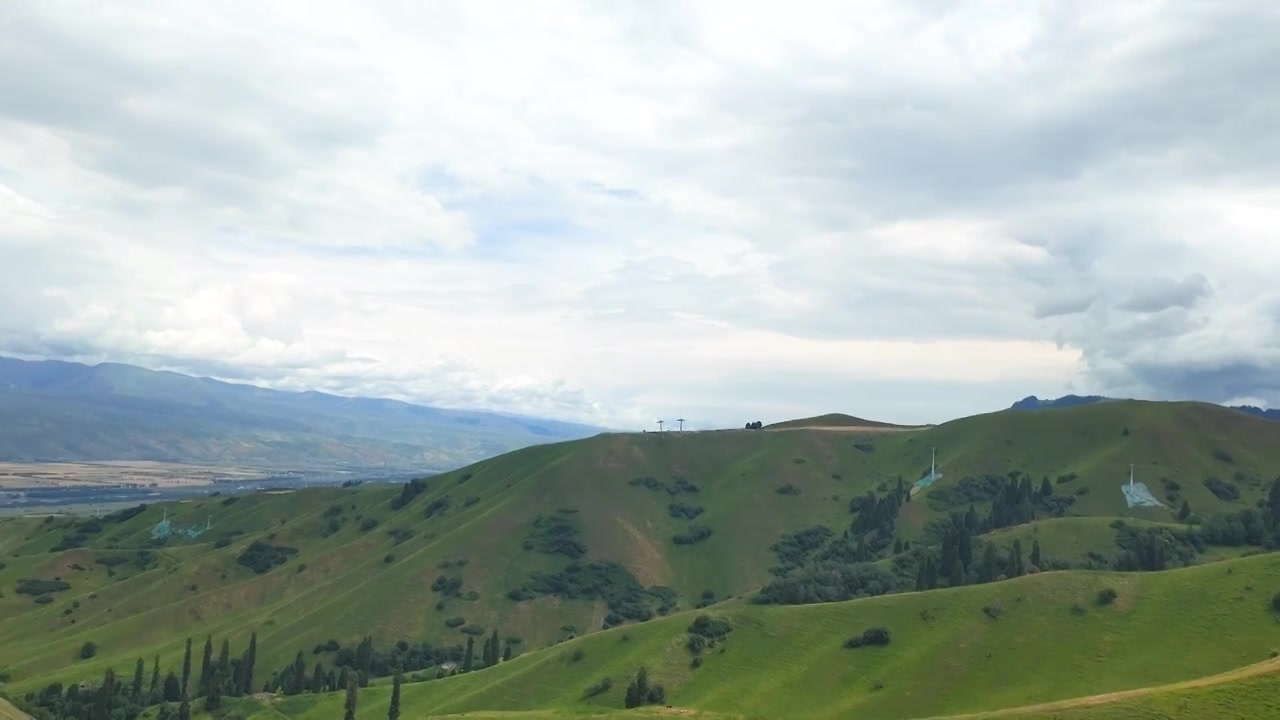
676, 418, 685, 431
656, 419, 664, 432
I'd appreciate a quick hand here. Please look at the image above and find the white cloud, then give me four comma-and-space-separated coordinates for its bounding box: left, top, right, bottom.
0, 1, 1278, 429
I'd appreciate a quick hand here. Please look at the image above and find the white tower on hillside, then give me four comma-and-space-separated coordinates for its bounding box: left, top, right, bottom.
1129, 464, 1135, 487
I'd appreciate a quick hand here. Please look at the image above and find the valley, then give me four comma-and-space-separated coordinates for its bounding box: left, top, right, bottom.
2, 400, 1279, 720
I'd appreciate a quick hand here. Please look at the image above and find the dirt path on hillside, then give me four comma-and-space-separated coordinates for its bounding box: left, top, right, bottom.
927, 657, 1280, 719
0, 697, 31, 720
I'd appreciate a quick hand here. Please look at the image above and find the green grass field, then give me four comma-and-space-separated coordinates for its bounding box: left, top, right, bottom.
231, 553, 1280, 720
2, 400, 1279, 720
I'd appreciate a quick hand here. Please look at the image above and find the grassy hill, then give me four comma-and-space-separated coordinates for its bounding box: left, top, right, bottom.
765, 413, 914, 430
230, 553, 1280, 720
1, 400, 1278, 716
0, 355, 604, 469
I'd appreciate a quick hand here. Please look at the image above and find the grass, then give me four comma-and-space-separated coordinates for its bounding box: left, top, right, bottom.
1, 400, 1278, 709
246, 553, 1280, 720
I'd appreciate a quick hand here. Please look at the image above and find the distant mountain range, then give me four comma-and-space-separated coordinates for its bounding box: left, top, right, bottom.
1010, 394, 1280, 420
0, 356, 606, 469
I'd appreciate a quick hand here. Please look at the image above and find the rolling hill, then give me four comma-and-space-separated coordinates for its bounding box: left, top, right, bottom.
1012, 394, 1280, 421
231, 553, 1280, 719
764, 413, 919, 430
0, 356, 605, 470
2, 399, 1279, 719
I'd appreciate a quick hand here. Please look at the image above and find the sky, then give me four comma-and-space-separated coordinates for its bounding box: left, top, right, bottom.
1, 1, 1278, 430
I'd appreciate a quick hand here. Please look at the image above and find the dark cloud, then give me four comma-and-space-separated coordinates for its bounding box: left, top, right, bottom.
1117, 274, 1212, 313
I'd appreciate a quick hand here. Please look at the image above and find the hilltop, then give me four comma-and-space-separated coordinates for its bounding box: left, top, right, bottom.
765, 413, 920, 430
1011, 393, 1280, 421
0, 356, 604, 469
1, 399, 1279, 718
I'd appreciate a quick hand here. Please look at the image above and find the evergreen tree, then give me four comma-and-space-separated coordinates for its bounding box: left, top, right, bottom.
624, 666, 650, 709
1030, 539, 1042, 568
163, 672, 182, 702
337, 667, 350, 694
178, 693, 190, 720
217, 639, 231, 692
312, 662, 325, 693
1010, 539, 1025, 577
93, 668, 116, 720
243, 632, 258, 695
291, 651, 307, 695
343, 679, 358, 720
1178, 499, 1192, 522
1039, 476, 1053, 498
389, 672, 402, 720
149, 655, 162, 703
132, 658, 146, 702
981, 542, 999, 582
463, 636, 475, 672
502, 644, 513, 662
198, 636, 214, 695
205, 665, 222, 711
1268, 476, 1280, 531
181, 637, 193, 696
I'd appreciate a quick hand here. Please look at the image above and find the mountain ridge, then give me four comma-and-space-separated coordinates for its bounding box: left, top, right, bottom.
1010, 393, 1280, 420
0, 356, 606, 469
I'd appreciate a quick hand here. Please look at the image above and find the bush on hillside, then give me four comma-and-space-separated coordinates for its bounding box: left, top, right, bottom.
523, 514, 588, 558
672, 524, 714, 545
687, 614, 733, 639
754, 560, 899, 605
1097, 588, 1118, 605
844, 627, 891, 648
583, 677, 613, 698
236, 540, 299, 574
16, 578, 71, 596
668, 502, 704, 520
775, 483, 801, 496
770, 526, 834, 570
79, 641, 97, 659
983, 600, 1005, 619
390, 478, 428, 510
1271, 593, 1280, 613
508, 561, 656, 625
1203, 477, 1240, 502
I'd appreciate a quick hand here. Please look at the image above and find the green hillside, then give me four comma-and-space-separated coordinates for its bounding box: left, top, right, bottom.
2, 400, 1279, 718
765, 413, 913, 430
232, 553, 1280, 720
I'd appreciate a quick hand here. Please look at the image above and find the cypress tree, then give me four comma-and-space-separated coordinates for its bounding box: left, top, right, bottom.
389, 672, 402, 720
181, 637, 193, 696
343, 679, 358, 720
1178, 499, 1192, 522
163, 672, 182, 702
198, 636, 213, 695
205, 665, 222, 711
1030, 540, 1042, 568
463, 636, 475, 672
291, 651, 307, 695
243, 632, 258, 695
1010, 539, 1025, 577
981, 543, 999, 583
1039, 476, 1053, 498
217, 639, 231, 692
149, 655, 162, 703
94, 668, 116, 720
312, 663, 325, 693
178, 693, 190, 720
502, 644, 513, 662
337, 667, 350, 694
132, 658, 146, 702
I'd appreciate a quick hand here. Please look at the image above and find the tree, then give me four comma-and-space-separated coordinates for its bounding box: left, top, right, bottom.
389, 672, 402, 720
980, 543, 999, 583
80, 641, 98, 659
132, 657, 146, 702
1039, 476, 1053, 498
625, 666, 650, 709
198, 636, 214, 695
489, 630, 501, 666
1010, 539, 1025, 577
178, 693, 190, 720
93, 668, 116, 720
312, 662, 326, 693
502, 644, 513, 662
1030, 540, 1042, 569
217, 639, 231, 692
150, 655, 162, 703
1268, 477, 1280, 531
204, 664, 222, 711
163, 672, 182, 702
463, 636, 475, 672
291, 651, 307, 695
343, 679, 358, 720
242, 631, 258, 695
181, 637, 193, 695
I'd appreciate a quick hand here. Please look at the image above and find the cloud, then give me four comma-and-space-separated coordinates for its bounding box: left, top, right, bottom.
0, 1, 1278, 429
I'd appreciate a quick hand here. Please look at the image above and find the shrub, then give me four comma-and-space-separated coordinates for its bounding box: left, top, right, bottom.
983, 600, 1005, 619
1098, 588, 1118, 605
570, 648, 585, 662
359, 518, 378, 532
220, 496, 239, 507
668, 503, 704, 520
853, 440, 874, 453
1203, 477, 1240, 501
1212, 448, 1235, 464
775, 483, 801, 496
691, 656, 703, 669
383, 554, 395, 564
236, 541, 298, 574
583, 677, 613, 699
445, 617, 466, 628
845, 627, 891, 648
1070, 603, 1087, 616
79, 641, 97, 659
687, 615, 733, 639
1271, 593, 1280, 613
672, 525, 714, 545
460, 624, 487, 636
16, 578, 71, 596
